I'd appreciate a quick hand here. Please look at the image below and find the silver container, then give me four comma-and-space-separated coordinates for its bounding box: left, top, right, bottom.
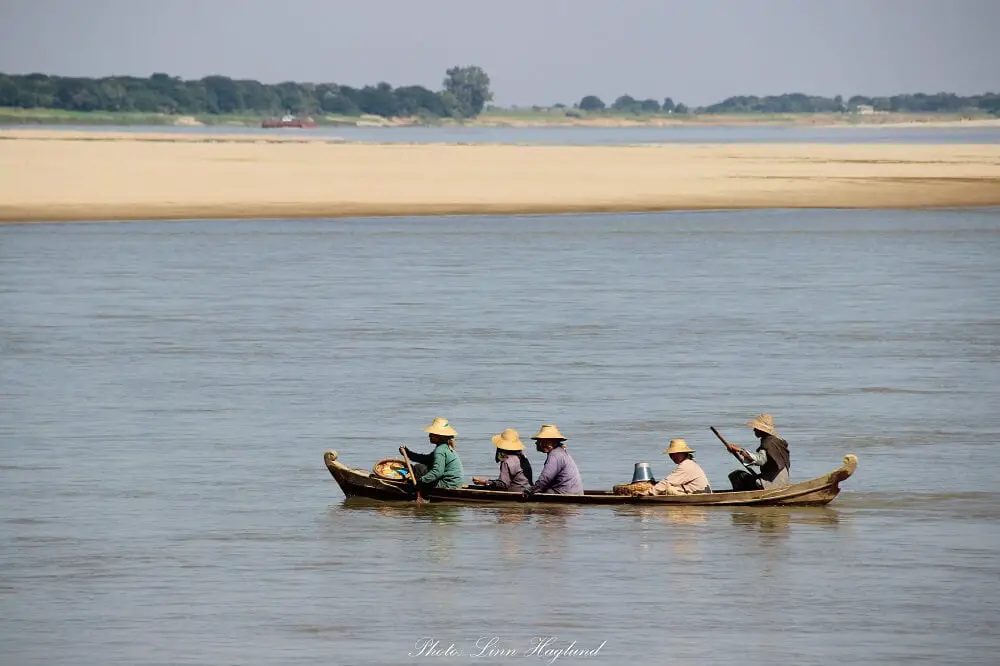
631, 462, 656, 484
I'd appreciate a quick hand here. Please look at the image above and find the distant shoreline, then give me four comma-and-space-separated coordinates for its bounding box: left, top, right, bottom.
1, 129, 999, 223
2, 107, 999, 130
473, 112, 1000, 130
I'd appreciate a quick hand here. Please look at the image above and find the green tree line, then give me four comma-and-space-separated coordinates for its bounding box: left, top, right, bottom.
2, 67, 997, 118
701, 92, 1000, 114
0, 66, 493, 118
576, 92, 1000, 115
577, 95, 690, 114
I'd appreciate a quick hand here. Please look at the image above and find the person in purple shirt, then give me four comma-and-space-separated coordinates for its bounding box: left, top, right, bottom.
523, 424, 584, 496
471, 428, 533, 492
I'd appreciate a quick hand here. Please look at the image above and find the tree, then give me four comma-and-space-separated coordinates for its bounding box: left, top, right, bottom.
442, 65, 493, 117
611, 95, 638, 112
239, 80, 281, 114
55, 78, 99, 111
578, 95, 605, 111
337, 86, 364, 112
275, 81, 315, 114
357, 82, 398, 117
0, 74, 20, 107
872, 97, 891, 112
394, 85, 445, 117
438, 91, 467, 118
662, 97, 676, 113
202, 75, 243, 113
320, 90, 360, 115
848, 95, 872, 109
698, 93, 847, 114
639, 98, 661, 113
674, 103, 690, 114
981, 94, 1000, 116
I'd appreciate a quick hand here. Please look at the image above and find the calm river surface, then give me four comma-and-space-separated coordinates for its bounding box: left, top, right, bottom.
2, 210, 999, 665
9, 122, 1000, 144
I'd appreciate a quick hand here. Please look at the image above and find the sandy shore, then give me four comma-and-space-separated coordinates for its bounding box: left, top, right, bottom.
1, 129, 999, 222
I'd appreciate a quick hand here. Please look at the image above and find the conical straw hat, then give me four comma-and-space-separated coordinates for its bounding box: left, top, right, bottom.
531, 424, 567, 441
745, 414, 777, 436
424, 417, 458, 437
663, 438, 694, 455
491, 428, 525, 451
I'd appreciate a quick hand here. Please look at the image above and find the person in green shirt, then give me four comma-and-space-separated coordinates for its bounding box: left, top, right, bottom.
402, 417, 465, 490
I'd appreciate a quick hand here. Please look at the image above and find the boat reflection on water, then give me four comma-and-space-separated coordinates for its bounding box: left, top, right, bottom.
611, 504, 842, 535
339, 498, 584, 525
612, 505, 711, 556
335, 499, 586, 563
617, 505, 711, 526
340, 497, 464, 523
476, 505, 581, 526
729, 506, 842, 535
340, 497, 840, 532
491, 505, 530, 525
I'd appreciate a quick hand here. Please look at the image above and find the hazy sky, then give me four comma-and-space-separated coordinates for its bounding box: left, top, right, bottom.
1, 0, 997, 106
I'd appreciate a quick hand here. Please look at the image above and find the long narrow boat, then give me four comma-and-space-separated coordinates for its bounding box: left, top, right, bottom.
323, 450, 858, 506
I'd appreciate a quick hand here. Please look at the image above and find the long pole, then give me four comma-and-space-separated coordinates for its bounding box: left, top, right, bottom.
399, 446, 424, 504
710, 426, 758, 478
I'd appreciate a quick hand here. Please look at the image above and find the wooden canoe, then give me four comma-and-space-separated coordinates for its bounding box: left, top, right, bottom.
323, 450, 858, 506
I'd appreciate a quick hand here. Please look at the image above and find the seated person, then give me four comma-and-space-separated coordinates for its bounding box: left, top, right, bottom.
641, 439, 711, 495
524, 424, 584, 496
402, 417, 465, 489
725, 414, 790, 490
472, 428, 533, 492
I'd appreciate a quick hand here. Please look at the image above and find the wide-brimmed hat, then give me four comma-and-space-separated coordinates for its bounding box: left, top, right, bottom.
663, 439, 694, 455
745, 414, 777, 437
424, 417, 458, 437
531, 424, 567, 441
491, 428, 525, 451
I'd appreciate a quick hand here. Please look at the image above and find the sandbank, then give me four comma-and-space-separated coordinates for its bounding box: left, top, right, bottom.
1, 129, 999, 222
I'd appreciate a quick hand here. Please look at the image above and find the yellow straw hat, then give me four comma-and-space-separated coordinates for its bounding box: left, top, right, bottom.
531, 424, 567, 441
745, 414, 778, 437
424, 417, 458, 437
491, 428, 525, 451
663, 439, 694, 455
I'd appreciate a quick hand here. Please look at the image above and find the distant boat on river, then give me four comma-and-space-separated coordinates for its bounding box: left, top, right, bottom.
261, 113, 317, 129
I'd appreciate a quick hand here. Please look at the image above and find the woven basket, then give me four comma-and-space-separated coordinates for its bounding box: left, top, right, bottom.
613, 480, 653, 496
372, 458, 409, 480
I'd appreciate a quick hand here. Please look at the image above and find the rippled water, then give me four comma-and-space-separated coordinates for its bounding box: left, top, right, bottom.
1, 210, 999, 665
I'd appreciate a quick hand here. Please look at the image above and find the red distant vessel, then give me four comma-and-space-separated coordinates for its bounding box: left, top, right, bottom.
261, 113, 317, 129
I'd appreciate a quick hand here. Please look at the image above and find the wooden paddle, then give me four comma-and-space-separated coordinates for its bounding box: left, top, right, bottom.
399, 446, 424, 504
710, 426, 758, 477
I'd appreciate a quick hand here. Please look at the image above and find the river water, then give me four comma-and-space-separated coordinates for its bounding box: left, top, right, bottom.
7, 122, 1000, 144
1, 210, 999, 665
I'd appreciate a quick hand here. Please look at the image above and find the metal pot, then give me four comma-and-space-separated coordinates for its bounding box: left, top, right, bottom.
631, 462, 656, 484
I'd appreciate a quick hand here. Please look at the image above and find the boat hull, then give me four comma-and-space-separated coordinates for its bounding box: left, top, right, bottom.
261, 119, 317, 128
323, 451, 858, 507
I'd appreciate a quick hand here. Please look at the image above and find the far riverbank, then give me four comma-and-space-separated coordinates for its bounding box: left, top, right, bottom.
2, 106, 998, 130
